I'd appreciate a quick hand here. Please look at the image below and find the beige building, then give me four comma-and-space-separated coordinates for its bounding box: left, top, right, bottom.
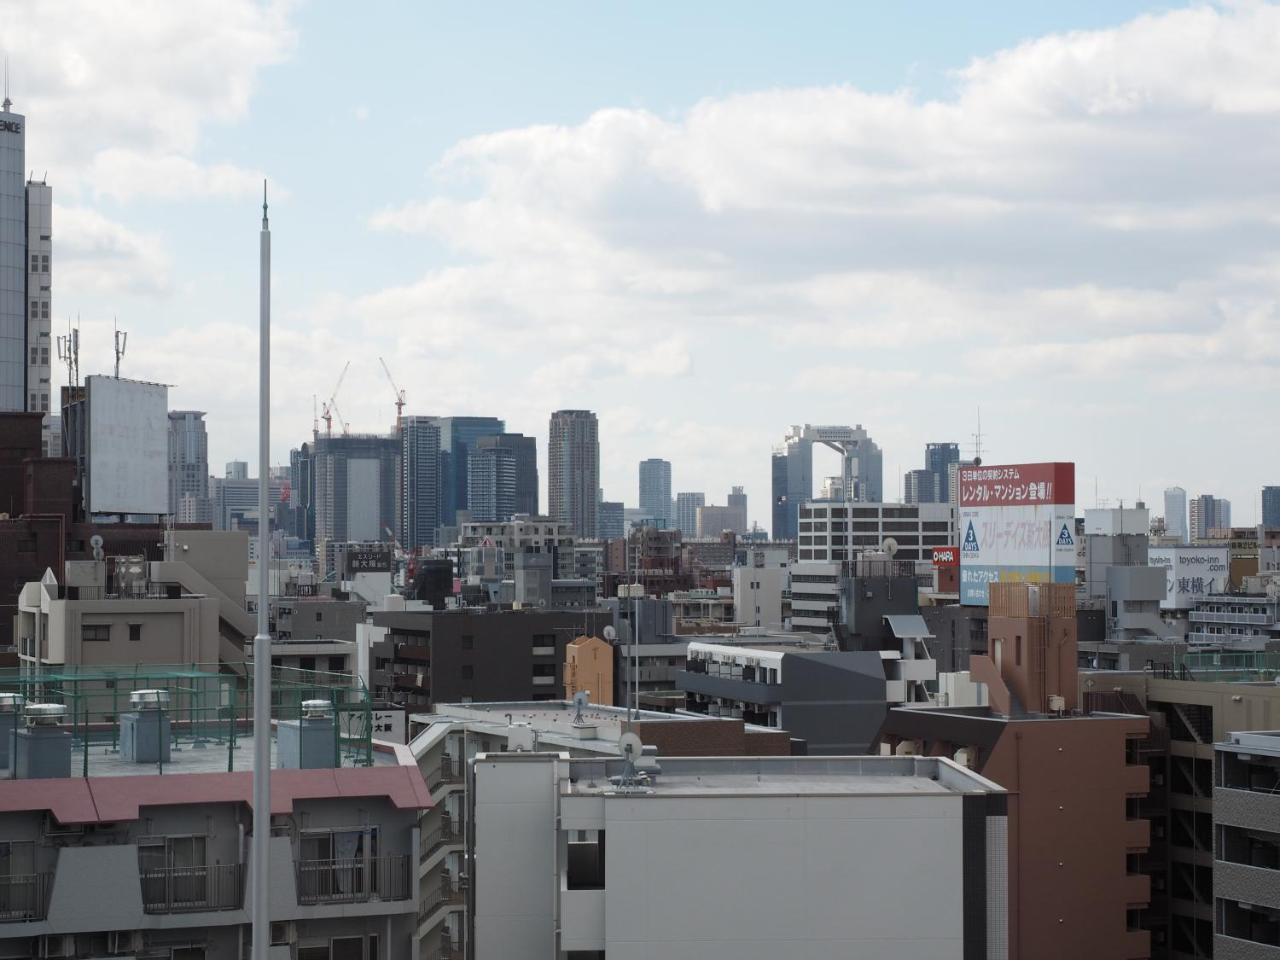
564, 634, 613, 705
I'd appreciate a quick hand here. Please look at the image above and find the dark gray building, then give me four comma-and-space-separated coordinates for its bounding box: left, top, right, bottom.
433, 415, 505, 527
472, 432, 537, 518
399, 416, 441, 551
1214, 730, 1280, 955
1263, 485, 1280, 530
366, 608, 615, 710
680, 640, 888, 753
313, 432, 398, 548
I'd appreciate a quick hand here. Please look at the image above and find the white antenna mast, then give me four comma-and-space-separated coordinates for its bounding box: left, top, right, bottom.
113, 317, 127, 378
56, 316, 81, 389
971, 406, 984, 465
3, 57, 10, 113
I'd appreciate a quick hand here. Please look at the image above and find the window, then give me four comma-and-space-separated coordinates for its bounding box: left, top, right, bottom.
82, 624, 111, 642
29, 255, 37, 272
41, 254, 48, 273
129, 623, 142, 642
567, 829, 605, 889
461, 665, 473, 680
328, 655, 345, 672
40, 301, 48, 319
299, 656, 316, 672
315, 610, 323, 622
1015, 635, 1022, 667
461, 634, 474, 650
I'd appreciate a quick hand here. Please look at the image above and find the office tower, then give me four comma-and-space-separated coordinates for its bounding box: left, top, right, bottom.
924, 442, 960, 502
1164, 486, 1188, 541
638, 458, 672, 528
597, 500, 624, 540
167, 410, 210, 517
548, 409, 599, 537
226, 460, 248, 481
313, 432, 398, 546
675, 492, 705, 536
1190, 494, 1231, 539
398, 416, 441, 551
467, 443, 517, 523
431, 416, 505, 527
1, 96, 42, 418
903, 468, 937, 505
1263, 486, 1280, 530
26, 179, 52, 454
288, 443, 316, 542
474, 432, 537, 516
727, 486, 748, 531
771, 424, 882, 539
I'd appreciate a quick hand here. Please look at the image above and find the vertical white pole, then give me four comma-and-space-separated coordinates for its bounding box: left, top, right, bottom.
252, 182, 272, 960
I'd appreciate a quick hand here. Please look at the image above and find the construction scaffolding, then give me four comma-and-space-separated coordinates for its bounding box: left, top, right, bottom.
0, 662, 374, 775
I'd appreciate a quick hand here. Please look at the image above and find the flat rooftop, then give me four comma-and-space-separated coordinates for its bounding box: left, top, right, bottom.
1222, 730, 1280, 755
557, 755, 1003, 797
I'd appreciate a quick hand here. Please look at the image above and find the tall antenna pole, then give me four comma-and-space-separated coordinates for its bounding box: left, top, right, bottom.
113, 317, 127, 379
251, 180, 272, 960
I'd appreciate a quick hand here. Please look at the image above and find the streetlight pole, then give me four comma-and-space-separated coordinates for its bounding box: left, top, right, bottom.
251, 182, 272, 960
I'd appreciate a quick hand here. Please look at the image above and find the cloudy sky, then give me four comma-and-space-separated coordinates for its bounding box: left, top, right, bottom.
11, 0, 1280, 530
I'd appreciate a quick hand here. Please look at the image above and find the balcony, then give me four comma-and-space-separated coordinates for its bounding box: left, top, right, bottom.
295, 855, 412, 905
0, 873, 51, 922
1122, 818, 1151, 852
1189, 609, 1270, 625
425, 756, 463, 793
676, 670, 782, 706
417, 875, 466, 924
141, 863, 244, 914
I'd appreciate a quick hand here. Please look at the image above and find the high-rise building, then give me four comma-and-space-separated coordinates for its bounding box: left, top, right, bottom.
1190, 493, 1231, 539
675, 491, 705, 536
225, 460, 248, 481
314, 433, 398, 549
167, 410, 209, 518
548, 409, 599, 538
727, 485, 748, 530
431, 416, 505, 527
467, 443, 517, 523
638, 458, 672, 528
1, 96, 48, 427
903, 468, 937, 505
924, 442, 960, 503
287, 443, 315, 542
398, 416, 441, 552
1263, 485, 1280, 530
597, 499, 624, 540
771, 424, 882, 540
1164, 486, 1188, 541
474, 432, 537, 516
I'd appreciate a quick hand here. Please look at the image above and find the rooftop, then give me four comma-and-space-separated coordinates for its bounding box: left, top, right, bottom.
1221, 730, 1280, 756
550, 755, 1004, 797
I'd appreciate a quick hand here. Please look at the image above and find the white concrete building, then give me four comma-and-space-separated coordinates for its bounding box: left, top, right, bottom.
797, 500, 955, 564
471, 752, 1008, 959
732, 563, 789, 630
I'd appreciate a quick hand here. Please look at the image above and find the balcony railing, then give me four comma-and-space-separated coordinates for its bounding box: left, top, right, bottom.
425, 757, 463, 791
295, 855, 412, 905
141, 863, 244, 914
0, 873, 52, 922
420, 822, 463, 862
419, 874, 466, 921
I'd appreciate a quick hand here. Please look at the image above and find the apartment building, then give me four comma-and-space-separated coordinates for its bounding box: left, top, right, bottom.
1215, 730, 1280, 956
470, 752, 1006, 959
407, 700, 795, 957
0, 668, 427, 960
1186, 592, 1280, 649
883, 583, 1152, 960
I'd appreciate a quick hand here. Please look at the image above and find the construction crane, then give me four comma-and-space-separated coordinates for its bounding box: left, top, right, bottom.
378, 356, 406, 432
321, 361, 351, 437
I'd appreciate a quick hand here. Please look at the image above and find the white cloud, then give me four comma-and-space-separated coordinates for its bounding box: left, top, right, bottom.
360, 2, 1280, 522
53, 205, 172, 296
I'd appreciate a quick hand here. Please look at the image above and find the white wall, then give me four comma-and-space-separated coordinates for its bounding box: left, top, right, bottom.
86, 375, 168, 515
346, 457, 381, 541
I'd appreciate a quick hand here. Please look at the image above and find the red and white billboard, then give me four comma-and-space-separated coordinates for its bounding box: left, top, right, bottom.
932, 546, 959, 567
958, 462, 1076, 605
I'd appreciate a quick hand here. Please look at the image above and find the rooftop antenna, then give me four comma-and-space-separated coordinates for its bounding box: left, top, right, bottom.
971, 406, 984, 466
3, 57, 11, 113
57, 316, 81, 390
113, 317, 127, 379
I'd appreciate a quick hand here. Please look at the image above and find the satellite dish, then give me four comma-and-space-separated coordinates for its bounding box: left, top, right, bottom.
603, 625, 617, 642
881, 537, 899, 557
619, 732, 643, 759
89, 534, 103, 549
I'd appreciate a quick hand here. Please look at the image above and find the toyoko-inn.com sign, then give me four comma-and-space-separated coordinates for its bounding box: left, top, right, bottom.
959, 462, 1076, 606
1147, 545, 1229, 610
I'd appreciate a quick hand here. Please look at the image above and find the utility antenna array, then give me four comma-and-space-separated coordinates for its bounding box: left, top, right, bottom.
113, 317, 128, 378
971, 407, 984, 466
56, 316, 80, 388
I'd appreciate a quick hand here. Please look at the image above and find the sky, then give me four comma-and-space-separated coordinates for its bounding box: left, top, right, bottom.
9, 0, 1280, 531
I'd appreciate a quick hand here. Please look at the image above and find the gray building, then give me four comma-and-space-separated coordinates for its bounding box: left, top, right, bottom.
399, 415, 441, 551
1190, 493, 1231, 539
315, 433, 398, 557
674, 491, 704, 537
903, 468, 937, 505
468, 751, 1007, 960
0, 97, 37, 414
1165, 486, 1188, 541
925, 442, 961, 503
466, 442, 515, 524
680, 640, 889, 753
167, 410, 209, 518
210, 473, 285, 532
548, 409, 599, 538
638, 457, 672, 528
471, 432, 537, 519
1263, 485, 1280, 530
431, 415, 505, 528
596, 500, 624, 540
771, 423, 884, 540
1215, 730, 1280, 956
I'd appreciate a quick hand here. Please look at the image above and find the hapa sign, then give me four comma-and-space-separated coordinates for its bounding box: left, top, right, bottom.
932, 547, 959, 567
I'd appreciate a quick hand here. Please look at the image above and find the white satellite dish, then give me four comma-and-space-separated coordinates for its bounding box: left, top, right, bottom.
881, 537, 899, 557
603, 625, 617, 642
89, 534, 104, 561
619, 732, 643, 759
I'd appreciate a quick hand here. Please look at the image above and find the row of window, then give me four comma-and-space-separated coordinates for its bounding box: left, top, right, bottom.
29, 253, 50, 274
29, 299, 49, 319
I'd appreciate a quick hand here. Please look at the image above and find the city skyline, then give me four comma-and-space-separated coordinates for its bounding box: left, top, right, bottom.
6, 1, 1280, 525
